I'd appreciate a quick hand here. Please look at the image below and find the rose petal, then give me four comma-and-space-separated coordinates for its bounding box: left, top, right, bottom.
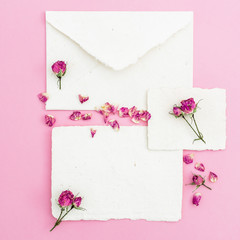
69, 111, 82, 121
90, 128, 97, 138
79, 95, 89, 104
140, 110, 151, 121
45, 115, 56, 127
209, 172, 218, 183
38, 93, 49, 103
195, 162, 205, 172
81, 113, 92, 120
128, 106, 138, 117
119, 107, 129, 118
108, 119, 120, 131
192, 192, 202, 206
183, 153, 194, 164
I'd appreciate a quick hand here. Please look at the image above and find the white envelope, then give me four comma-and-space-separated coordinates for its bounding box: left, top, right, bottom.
148, 88, 226, 150
46, 11, 193, 110
52, 126, 183, 221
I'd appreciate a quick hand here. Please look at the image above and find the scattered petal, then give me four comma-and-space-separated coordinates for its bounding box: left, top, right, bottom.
79, 94, 89, 104
195, 162, 205, 172
45, 115, 56, 127
82, 113, 92, 120
131, 111, 141, 123
140, 110, 151, 121
69, 111, 82, 121
128, 106, 138, 117
183, 153, 194, 164
192, 192, 202, 206
108, 119, 120, 131
119, 107, 129, 118
38, 93, 49, 103
209, 172, 218, 183
90, 128, 97, 138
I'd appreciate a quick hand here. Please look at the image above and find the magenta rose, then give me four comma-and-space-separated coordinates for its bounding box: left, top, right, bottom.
58, 190, 74, 207
52, 61, 67, 77
180, 98, 196, 114
192, 175, 204, 185
192, 192, 202, 206
73, 197, 82, 208
173, 107, 182, 117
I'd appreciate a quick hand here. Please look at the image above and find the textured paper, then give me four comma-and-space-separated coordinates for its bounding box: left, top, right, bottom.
46, 11, 193, 110
52, 126, 183, 221
148, 88, 226, 150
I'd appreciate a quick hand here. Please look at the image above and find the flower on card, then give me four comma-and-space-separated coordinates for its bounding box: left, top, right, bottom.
118, 107, 129, 118
195, 162, 205, 172
51, 61, 67, 90
69, 111, 82, 121
192, 192, 202, 206
79, 95, 89, 104
108, 119, 120, 131
90, 128, 97, 138
180, 98, 196, 114
209, 172, 218, 183
183, 153, 194, 164
45, 115, 56, 127
51, 190, 84, 232
81, 113, 92, 120
38, 93, 49, 103
58, 190, 74, 208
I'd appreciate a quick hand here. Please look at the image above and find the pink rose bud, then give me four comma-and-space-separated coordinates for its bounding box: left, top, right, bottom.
192, 192, 202, 206
45, 115, 56, 127
69, 111, 82, 121
38, 93, 49, 103
79, 95, 89, 104
195, 162, 205, 172
51, 61, 67, 77
90, 128, 97, 138
58, 190, 74, 207
180, 98, 196, 114
73, 197, 82, 208
81, 113, 92, 120
192, 174, 204, 185
119, 107, 129, 118
183, 153, 194, 164
108, 119, 120, 131
173, 107, 182, 117
209, 172, 218, 183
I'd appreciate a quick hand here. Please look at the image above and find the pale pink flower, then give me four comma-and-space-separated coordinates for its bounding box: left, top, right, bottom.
209, 172, 218, 183
183, 153, 194, 164
90, 128, 97, 138
79, 95, 89, 104
45, 115, 56, 127
192, 192, 202, 206
195, 162, 205, 172
69, 111, 82, 121
73, 197, 82, 208
81, 113, 92, 120
38, 93, 49, 103
58, 190, 74, 207
108, 119, 120, 131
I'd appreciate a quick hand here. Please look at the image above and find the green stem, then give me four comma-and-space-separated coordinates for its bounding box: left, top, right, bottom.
192, 115, 206, 144
203, 183, 212, 190
182, 115, 200, 139
58, 77, 61, 90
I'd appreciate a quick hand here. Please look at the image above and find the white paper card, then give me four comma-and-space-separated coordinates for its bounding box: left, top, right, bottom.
148, 88, 226, 150
52, 126, 183, 221
46, 11, 193, 110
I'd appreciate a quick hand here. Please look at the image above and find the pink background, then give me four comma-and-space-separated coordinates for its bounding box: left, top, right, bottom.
1, 0, 240, 239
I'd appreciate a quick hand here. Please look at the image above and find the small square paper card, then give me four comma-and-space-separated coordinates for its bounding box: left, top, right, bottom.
52, 126, 183, 221
148, 88, 226, 150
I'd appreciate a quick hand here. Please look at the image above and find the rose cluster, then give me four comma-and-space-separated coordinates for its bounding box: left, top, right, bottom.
172, 98, 196, 117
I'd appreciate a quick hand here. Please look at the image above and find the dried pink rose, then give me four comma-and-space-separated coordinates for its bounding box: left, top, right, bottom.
73, 197, 82, 208
45, 115, 56, 127
51, 61, 67, 90
180, 98, 196, 114
195, 162, 205, 172
81, 113, 92, 120
38, 93, 49, 103
209, 172, 218, 183
192, 174, 204, 185
193, 192, 202, 206
108, 119, 120, 131
58, 190, 74, 208
140, 110, 151, 121
69, 111, 82, 121
183, 153, 194, 164
90, 128, 97, 138
119, 107, 129, 118
173, 107, 182, 117
79, 95, 89, 104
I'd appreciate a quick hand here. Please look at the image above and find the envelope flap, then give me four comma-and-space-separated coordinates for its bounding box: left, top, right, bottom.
46, 11, 193, 71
